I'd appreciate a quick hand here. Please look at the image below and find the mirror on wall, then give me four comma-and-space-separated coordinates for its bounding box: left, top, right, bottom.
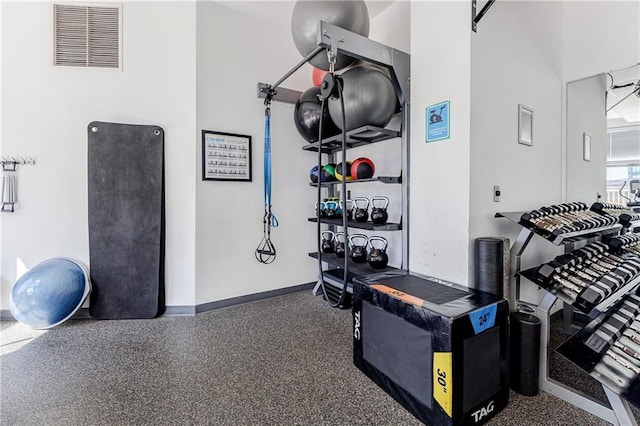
566, 63, 640, 206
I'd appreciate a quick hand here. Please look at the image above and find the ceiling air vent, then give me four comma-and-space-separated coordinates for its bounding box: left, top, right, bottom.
53, 4, 120, 68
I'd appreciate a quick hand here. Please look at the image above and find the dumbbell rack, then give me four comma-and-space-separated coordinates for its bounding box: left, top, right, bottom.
496, 209, 638, 425
258, 21, 411, 306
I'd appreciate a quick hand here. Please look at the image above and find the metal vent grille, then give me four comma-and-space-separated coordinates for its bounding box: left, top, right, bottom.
53, 4, 120, 68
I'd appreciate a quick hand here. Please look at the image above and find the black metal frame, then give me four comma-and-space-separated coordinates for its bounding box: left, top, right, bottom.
256, 21, 411, 297
472, 0, 496, 32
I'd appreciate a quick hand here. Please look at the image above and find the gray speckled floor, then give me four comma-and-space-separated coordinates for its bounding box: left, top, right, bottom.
0, 291, 638, 425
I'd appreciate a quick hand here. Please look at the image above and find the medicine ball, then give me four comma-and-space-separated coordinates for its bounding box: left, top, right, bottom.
322, 163, 337, 182
351, 157, 375, 179
312, 67, 327, 86
294, 86, 340, 143
291, 0, 370, 71
310, 165, 321, 183
334, 161, 353, 181
328, 66, 396, 131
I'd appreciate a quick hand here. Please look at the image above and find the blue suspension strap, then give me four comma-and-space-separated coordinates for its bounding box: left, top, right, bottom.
255, 94, 278, 264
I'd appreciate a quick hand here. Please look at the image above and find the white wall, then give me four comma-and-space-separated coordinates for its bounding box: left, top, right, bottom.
563, 1, 640, 83
469, 1, 565, 294
410, 1, 472, 285
566, 74, 608, 203
0, 2, 197, 309
370, 1, 410, 52
195, 2, 318, 304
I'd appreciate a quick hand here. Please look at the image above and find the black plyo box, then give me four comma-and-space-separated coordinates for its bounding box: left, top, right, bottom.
353, 275, 509, 425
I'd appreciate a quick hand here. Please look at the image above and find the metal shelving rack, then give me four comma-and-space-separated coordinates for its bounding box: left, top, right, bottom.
258, 21, 410, 301
496, 211, 638, 425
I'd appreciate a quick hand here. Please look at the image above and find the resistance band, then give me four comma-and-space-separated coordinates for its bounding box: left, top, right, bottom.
255, 97, 278, 264
317, 49, 349, 308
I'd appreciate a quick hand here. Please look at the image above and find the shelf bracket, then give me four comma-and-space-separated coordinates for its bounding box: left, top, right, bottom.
472, 0, 496, 33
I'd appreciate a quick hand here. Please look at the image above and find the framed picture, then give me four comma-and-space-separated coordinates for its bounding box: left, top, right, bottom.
202, 130, 251, 181
583, 132, 591, 162
518, 104, 533, 146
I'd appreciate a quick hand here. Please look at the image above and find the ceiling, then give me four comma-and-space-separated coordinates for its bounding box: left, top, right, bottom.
216, 1, 395, 30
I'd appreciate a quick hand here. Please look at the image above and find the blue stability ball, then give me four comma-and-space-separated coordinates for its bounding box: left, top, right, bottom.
10, 258, 91, 329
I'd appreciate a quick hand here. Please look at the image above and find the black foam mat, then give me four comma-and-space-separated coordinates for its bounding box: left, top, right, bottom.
88, 121, 165, 319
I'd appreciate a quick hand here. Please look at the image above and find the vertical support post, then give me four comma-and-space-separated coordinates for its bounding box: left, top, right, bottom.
509, 228, 534, 309
603, 385, 638, 426
401, 100, 410, 271
537, 292, 619, 424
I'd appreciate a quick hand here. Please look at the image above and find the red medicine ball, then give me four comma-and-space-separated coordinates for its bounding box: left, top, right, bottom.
351, 157, 375, 179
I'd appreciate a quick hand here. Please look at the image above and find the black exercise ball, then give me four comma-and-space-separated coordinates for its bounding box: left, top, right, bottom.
294, 86, 340, 143
328, 66, 396, 131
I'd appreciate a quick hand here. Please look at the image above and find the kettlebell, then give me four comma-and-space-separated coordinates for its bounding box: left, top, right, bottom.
325, 201, 338, 219
370, 196, 389, 225
367, 236, 389, 269
340, 199, 355, 221
353, 197, 370, 223
349, 234, 369, 264
321, 230, 335, 254
335, 232, 346, 258
315, 201, 327, 219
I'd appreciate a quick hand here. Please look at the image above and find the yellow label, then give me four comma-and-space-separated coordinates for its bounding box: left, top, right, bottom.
433, 352, 453, 417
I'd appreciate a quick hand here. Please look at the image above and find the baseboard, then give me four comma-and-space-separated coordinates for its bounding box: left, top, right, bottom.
0, 282, 316, 321
194, 282, 316, 314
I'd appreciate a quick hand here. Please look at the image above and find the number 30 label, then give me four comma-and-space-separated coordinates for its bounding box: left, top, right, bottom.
433, 352, 452, 417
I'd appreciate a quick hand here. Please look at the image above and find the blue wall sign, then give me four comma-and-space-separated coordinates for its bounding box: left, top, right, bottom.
426, 101, 450, 142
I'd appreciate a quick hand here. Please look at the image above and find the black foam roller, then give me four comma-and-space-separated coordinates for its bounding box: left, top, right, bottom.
475, 237, 505, 298
509, 312, 541, 396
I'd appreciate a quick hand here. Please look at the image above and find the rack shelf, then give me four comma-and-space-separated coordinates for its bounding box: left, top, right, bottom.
309, 175, 401, 187
259, 21, 410, 310
519, 267, 640, 316
495, 211, 623, 245
496, 209, 639, 424
301, 125, 401, 153
309, 252, 401, 276
307, 217, 401, 231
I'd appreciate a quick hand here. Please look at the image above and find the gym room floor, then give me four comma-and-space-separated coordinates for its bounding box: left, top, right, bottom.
1, 290, 639, 425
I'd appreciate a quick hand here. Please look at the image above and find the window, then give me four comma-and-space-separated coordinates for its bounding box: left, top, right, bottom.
606, 127, 640, 204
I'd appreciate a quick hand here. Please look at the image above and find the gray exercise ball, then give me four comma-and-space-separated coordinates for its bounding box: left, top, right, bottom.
291, 1, 370, 71
328, 66, 397, 131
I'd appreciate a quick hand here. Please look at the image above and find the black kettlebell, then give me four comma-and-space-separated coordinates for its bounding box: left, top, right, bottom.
370, 196, 389, 225
340, 199, 354, 221
325, 201, 338, 219
335, 232, 346, 258
353, 197, 370, 223
315, 201, 326, 219
367, 236, 389, 269
349, 234, 369, 264
321, 230, 335, 254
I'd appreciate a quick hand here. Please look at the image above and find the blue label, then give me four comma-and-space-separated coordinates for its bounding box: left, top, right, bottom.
426, 101, 450, 142
468, 304, 497, 335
